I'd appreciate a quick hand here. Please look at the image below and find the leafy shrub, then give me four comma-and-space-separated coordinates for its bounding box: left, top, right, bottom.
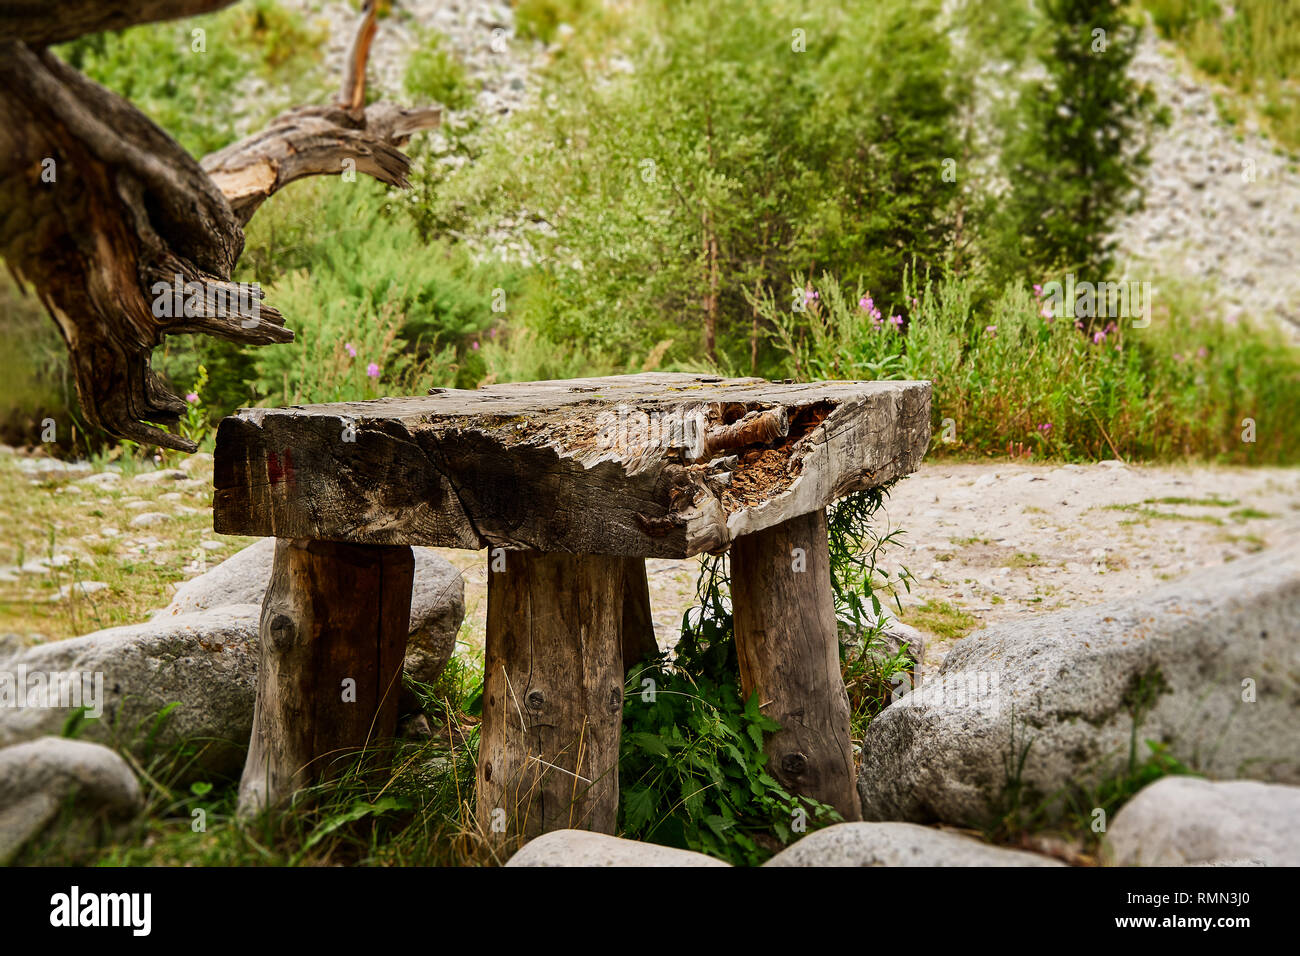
1143, 0, 1300, 152
619, 487, 912, 864
761, 269, 1300, 464
422, 0, 961, 374
514, 0, 596, 43
987, 0, 1156, 278
619, 559, 842, 865
158, 179, 524, 412
404, 28, 473, 111
57, 0, 327, 157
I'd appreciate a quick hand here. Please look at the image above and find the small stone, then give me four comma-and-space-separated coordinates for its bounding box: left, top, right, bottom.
0, 737, 142, 865
177, 453, 213, 474
132, 469, 186, 485
1106, 777, 1300, 867
128, 512, 169, 529
50, 581, 108, 601
764, 822, 1064, 867
507, 830, 729, 867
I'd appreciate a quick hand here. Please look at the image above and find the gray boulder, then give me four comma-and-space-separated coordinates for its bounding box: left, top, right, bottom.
404, 549, 467, 686
1106, 777, 1300, 867
764, 822, 1064, 866
156, 539, 465, 685
157, 537, 277, 616
506, 830, 730, 867
0, 737, 142, 864
0, 607, 261, 775
859, 543, 1300, 826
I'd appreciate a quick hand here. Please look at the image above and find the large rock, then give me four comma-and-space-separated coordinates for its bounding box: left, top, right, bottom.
1106, 777, 1300, 867
859, 543, 1300, 826
0, 607, 260, 775
764, 822, 1064, 867
156, 539, 465, 685
506, 830, 730, 867
159, 537, 278, 614
0, 737, 142, 864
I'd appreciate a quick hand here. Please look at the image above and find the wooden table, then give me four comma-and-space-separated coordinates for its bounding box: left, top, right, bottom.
213, 373, 931, 836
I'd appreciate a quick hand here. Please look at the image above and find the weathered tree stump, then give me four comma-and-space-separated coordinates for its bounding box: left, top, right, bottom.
732, 510, 862, 821
239, 538, 413, 816
478, 551, 625, 841
0, 1, 438, 449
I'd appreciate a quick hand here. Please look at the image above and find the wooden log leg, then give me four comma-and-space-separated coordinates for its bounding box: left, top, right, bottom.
620, 556, 659, 668
238, 538, 413, 816
731, 510, 862, 821
478, 551, 624, 842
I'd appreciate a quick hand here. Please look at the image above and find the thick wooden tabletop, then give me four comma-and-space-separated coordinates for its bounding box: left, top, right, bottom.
213, 373, 931, 558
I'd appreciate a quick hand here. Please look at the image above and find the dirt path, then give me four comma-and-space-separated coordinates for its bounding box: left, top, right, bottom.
443, 461, 1300, 670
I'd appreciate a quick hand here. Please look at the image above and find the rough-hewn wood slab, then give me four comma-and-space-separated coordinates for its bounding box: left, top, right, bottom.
214, 374, 930, 558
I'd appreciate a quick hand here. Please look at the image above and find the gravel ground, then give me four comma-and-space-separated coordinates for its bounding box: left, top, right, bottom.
440, 460, 1300, 671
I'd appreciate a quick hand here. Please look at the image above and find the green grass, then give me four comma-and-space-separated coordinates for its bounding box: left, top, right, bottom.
1143, 0, 1300, 153
765, 270, 1300, 466
21, 669, 496, 867
906, 600, 979, 640
0, 452, 255, 639
1104, 502, 1226, 525
1142, 495, 1239, 507
1230, 507, 1275, 521
1220, 532, 1266, 551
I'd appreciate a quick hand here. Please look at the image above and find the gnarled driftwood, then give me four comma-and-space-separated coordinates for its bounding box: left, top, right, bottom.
0, 0, 439, 449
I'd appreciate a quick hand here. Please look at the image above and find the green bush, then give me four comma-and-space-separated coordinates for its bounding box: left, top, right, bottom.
619, 488, 912, 864
986, 0, 1156, 278
157, 179, 524, 414
404, 28, 473, 111
761, 269, 1300, 464
57, 0, 327, 157
514, 0, 596, 43
1142, 0, 1300, 152
421, 0, 961, 374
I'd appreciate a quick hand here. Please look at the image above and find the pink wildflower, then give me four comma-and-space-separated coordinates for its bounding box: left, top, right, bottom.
345, 343, 357, 358
185, 392, 199, 404
366, 362, 380, 379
